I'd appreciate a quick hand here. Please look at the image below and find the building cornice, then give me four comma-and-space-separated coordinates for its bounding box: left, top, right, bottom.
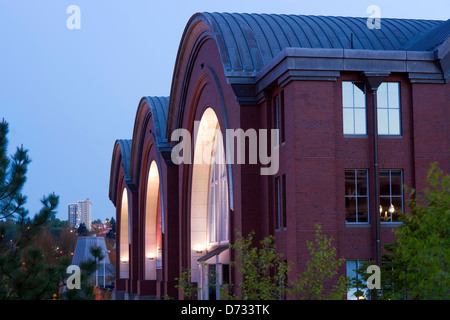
228, 47, 447, 105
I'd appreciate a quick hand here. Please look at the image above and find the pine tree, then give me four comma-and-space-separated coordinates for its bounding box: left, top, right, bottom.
0, 119, 69, 299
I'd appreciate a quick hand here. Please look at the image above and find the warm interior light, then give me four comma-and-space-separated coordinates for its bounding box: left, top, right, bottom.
147, 253, 155, 260
121, 258, 129, 263
194, 244, 204, 253
389, 204, 395, 213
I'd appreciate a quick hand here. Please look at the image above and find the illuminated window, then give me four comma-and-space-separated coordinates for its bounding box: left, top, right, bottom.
208, 130, 229, 245
379, 170, 403, 223
345, 170, 369, 223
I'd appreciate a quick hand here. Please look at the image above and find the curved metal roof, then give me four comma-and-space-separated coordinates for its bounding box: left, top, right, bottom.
142, 96, 169, 145
404, 18, 450, 51
108, 139, 134, 204
197, 12, 445, 73
116, 139, 132, 180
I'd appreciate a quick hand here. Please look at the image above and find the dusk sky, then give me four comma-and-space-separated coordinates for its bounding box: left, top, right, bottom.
1, 0, 448, 222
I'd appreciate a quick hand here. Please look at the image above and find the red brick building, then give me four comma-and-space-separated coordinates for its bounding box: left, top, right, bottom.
108, 13, 450, 300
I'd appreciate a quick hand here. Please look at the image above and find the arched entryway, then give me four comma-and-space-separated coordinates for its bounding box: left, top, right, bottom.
190, 107, 230, 300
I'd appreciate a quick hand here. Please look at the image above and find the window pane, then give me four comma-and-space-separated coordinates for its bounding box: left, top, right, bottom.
343, 108, 354, 134
343, 82, 366, 135
345, 197, 357, 223
391, 197, 403, 222
354, 83, 365, 108
356, 170, 368, 196
379, 197, 391, 222
354, 108, 366, 134
390, 170, 402, 195
209, 186, 216, 243
378, 83, 388, 109
377, 109, 389, 135
346, 260, 357, 279
276, 177, 281, 229
345, 170, 355, 196
379, 171, 390, 196
342, 82, 354, 108
389, 109, 400, 135
357, 197, 368, 223
388, 83, 400, 109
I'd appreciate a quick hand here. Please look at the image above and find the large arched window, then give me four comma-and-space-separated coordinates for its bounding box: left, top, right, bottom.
145, 161, 161, 280
190, 108, 230, 300
119, 188, 129, 279
208, 129, 229, 245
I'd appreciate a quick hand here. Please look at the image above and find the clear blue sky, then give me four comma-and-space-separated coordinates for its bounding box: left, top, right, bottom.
0, 0, 448, 222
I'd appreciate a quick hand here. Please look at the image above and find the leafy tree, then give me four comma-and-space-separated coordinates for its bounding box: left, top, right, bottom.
351, 163, 449, 300
176, 224, 348, 300
228, 231, 290, 300
289, 224, 349, 300
175, 268, 199, 299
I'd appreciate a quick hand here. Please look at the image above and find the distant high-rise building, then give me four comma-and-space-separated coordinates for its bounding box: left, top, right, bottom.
68, 198, 92, 230
77, 198, 92, 230
68, 203, 78, 229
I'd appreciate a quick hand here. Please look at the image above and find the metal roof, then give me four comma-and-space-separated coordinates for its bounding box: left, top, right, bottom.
197, 12, 446, 73
143, 96, 169, 145
404, 18, 450, 51
71, 236, 113, 276
116, 139, 132, 180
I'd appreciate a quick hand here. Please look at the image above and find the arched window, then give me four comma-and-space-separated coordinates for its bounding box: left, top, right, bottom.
119, 188, 129, 279
145, 161, 161, 280
208, 129, 229, 245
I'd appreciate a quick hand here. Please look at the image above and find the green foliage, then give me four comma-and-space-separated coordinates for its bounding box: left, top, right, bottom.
63, 246, 104, 300
0, 119, 69, 299
175, 267, 198, 299
106, 217, 116, 240
0, 120, 30, 220
386, 162, 449, 299
289, 224, 349, 300
177, 225, 348, 300
350, 163, 449, 300
77, 223, 88, 236
230, 231, 291, 300
0, 193, 69, 299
